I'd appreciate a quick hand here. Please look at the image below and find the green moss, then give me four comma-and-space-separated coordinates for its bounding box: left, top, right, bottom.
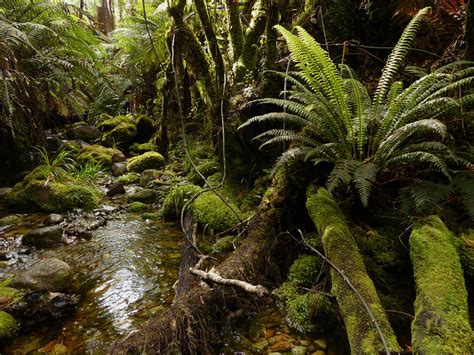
273, 281, 298, 305
141, 212, 161, 220
0, 311, 18, 339
212, 235, 237, 253
97, 115, 130, 132
126, 152, 165, 173
186, 160, 219, 185
410, 216, 473, 354
129, 201, 150, 213
161, 184, 203, 221
459, 230, 474, 281
115, 172, 140, 185
103, 122, 137, 147
130, 142, 157, 153
286, 293, 335, 334
77, 145, 122, 167
0, 286, 21, 301
288, 255, 323, 288
192, 191, 241, 233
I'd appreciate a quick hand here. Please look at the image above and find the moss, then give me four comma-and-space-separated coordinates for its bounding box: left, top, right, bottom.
212, 235, 237, 253
129, 201, 150, 213
288, 255, 323, 288
286, 293, 335, 334
102, 122, 137, 147
192, 191, 241, 233
130, 142, 157, 153
115, 172, 140, 185
4, 167, 102, 212
77, 145, 122, 167
0, 286, 21, 301
0, 311, 18, 339
141, 212, 161, 220
186, 160, 219, 185
161, 184, 203, 221
273, 281, 299, 305
97, 115, 130, 132
459, 230, 474, 281
410, 216, 473, 354
127, 152, 165, 173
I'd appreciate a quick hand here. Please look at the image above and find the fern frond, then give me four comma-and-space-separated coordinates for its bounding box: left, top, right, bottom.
327, 160, 361, 192
353, 162, 379, 207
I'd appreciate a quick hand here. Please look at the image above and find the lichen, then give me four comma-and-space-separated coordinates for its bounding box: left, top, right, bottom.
126, 152, 165, 173
161, 184, 202, 221
192, 191, 241, 234
0, 311, 18, 339
287, 255, 323, 288
410, 216, 473, 354
77, 145, 122, 167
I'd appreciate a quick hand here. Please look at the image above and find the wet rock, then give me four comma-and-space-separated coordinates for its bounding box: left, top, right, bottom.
129, 202, 150, 213
112, 151, 126, 163
107, 182, 125, 197
140, 169, 161, 187
312, 351, 325, 355
10, 258, 73, 292
127, 189, 157, 204
22, 225, 63, 248
0, 187, 13, 199
67, 126, 101, 142
44, 214, 65, 226
252, 338, 268, 351
111, 162, 127, 177
299, 340, 311, 346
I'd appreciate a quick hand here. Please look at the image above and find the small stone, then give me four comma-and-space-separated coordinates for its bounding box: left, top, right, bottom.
299, 340, 311, 347
44, 214, 65, 225
52, 343, 68, 353
140, 169, 161, 187
270, 341, 293, 352
265, 327, 277, 338
314, 338, 327, 350
291, 345, 307, 355
22, 225, 63, 248
67, 125, 100, 142
107, 182, 125, 197
269, 333, 293, 345
111, 162, 127, 177
112, 151, 126, 163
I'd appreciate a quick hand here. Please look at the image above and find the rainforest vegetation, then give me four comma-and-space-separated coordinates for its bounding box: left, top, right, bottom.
0, 0, 473, 353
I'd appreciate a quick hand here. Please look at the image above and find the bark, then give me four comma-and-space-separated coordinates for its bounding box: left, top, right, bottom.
97, 0, 115, 34
305, 187, 400, 354
409, 216, 473, 353
225, 0, 244, 62
109, 166, 293, 354
465, 0, 474, 60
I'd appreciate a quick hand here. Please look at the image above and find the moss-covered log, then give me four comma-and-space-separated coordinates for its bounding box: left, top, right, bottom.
306, 187, 400, 354
409, 216, 473, 353
109, 166, 294, 354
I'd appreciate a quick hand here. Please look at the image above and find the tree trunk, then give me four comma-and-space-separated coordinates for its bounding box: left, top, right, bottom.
305, 186, 400, 354
225, 0, 244, 62
465, 0, 474, 60
109, 166, 295, 354
409, 215, 473, 353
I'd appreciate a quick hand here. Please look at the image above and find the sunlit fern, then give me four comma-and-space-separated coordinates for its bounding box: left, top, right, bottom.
239, 7, 474, 208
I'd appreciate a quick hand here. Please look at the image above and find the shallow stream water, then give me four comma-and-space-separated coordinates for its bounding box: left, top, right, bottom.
1, 211, 181, 353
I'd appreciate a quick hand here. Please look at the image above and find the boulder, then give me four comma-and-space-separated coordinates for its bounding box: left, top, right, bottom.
44, 213, 64, 225
127, 189, 157, 204
111, 162, 127, 177
22, 225, 63, 248
0, 311, 18, 340
67, 125, 101, 142
77, 145, 124, 167
107, 182, 125, 197
129, 201, 150, 213
126, 152, 165, 173
140, 169, 161, 187
112, 151, 126, 163
10, 258, 73, 292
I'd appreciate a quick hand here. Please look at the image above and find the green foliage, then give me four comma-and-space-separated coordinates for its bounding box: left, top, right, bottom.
34, 147, 74, 184
161, 184, 203, 221
69, 160, 105, 183
240, 9, 473, 208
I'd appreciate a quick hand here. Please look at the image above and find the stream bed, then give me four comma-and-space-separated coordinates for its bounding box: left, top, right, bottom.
1, 210, 181, 353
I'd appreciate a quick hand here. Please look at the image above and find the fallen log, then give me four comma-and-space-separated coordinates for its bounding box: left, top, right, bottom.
305, 186, 400, 354
409, 215, 473, 353
109, 166, 294, 354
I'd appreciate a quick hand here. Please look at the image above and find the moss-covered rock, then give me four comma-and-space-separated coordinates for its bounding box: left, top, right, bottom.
192, 191, 241, 233
77, 145, 123, 167
410, 216, 473, 354
130, 142, 157, 154
97, 115, 130, 132
186, 160, 219, 185
127, 189, 157, 204
141, 212, 161, 220
129, 201, 150, 213
4, 168, 102, 212
115, 172, 140, 185
98, 115, 137, 147
162, 184, 203, 221
0, 311, 18, 339
273, 281, 299, 305
140, 169, 161, 187
288, 255, 323, 288
212, 235, 237, 253
126, 152, 165, 173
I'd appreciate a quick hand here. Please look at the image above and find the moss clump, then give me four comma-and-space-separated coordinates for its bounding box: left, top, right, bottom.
130, 142, 157, 153
459, 230, 474, 281
141, 212, 161, 220
192, 191, 241, 233
129, 201, 150, 213
0, 311, 18, 339
273, 281, 298, 305
186, 160, 219, 185
161, 184, 203, 221
0, 286, 21, 302
410, 216, 473, 354
115, 172, 140, 185
98, 115, 137, 147
286, 293, 336, 334
212, 235, 237, 253
5, 167, 102, 212
77, 145, 122, 167
127, 152, 165, 173
288, 255, 322, 288
97, 115, 130, 132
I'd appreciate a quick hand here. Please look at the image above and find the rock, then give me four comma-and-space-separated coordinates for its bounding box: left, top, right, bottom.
0, 187, 13, 199
44, 214, 65, 225
102, 118, 137, 147
292, 346, 308, 355
271, 341, 293, 352
126, 152, 165, 173
115, 173, 140, 185
140, 169, 161, 187
314, 339, 327, 350
127, 189, 157, 204
111, 162, 127, 177
252, 338, 268, 351
67, 125, 101, 142
0, 215, 20, 227
10, 258, 73, 292
22, 225, 63, 248
312, 351, 325, 355
0, 311, 18, 339
112, 151, 126, 163
269, 333, 294, 345
265, 327, 277, 338
141, 212, 160, 220
130, 142, 157, 153
299, 340, 311, 347
129, 202, 150, 213
77, 145, 124, 167
107, 182, 125, 197
52, 343, 69, 353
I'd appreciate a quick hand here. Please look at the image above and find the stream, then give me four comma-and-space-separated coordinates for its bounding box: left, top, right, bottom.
0, 208, 181, 353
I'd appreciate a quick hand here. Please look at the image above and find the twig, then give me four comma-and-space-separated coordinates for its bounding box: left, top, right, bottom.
297, 229, 391, 355
386, 309, 415, 319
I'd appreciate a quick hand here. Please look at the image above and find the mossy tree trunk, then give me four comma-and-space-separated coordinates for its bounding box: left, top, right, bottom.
225, 0, 243, 62
109, 166, 296, 354
409, 216, 473, 353
305, 187, 400, 354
